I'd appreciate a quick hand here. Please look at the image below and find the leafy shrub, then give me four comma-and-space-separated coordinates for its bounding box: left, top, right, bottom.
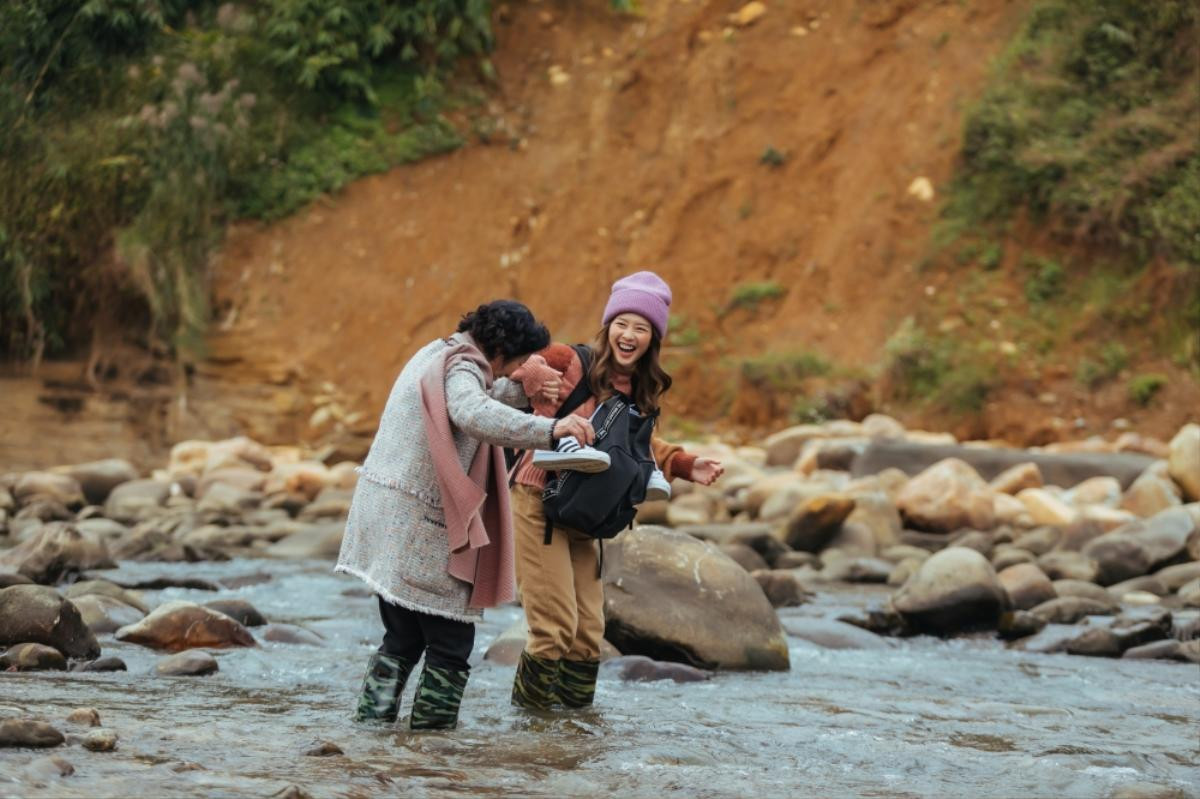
1023, 256, 1064, 304
882, 317, 996, 413
726, 281, 785, 313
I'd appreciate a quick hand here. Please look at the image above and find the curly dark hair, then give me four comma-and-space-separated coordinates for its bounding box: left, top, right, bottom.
457, 300, 550, 362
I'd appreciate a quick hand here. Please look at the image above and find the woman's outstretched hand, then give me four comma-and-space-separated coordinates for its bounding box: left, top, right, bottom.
691, 457, 724, 486
552, 416, 595, 445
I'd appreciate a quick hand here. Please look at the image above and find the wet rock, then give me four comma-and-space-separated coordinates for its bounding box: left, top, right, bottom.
1030, 596, 1117, 625
837, 605, 909, 637
1037, 551, 1099, 583
65, 708, 100, 726
14, 472, 85, 510
272, 785, 314, 799
780, 618, 891, 650
891, 547, 1008, 634
82, 729, 118, 752
719, 544, 768, 572
302, 740, 343, 757
989, 462, 1043, 495
0, 585, 99, 659
1153, 562, 1200, 591
22, 754, 74, 784
1167, 424, 1200, 501
997, 563, 1056, 611
204, 599, 267, 627
1065, 627, 1122, 657
0, 522, 114, 584
1012, 624, 1079, 654
896, 459, 995, 532
783, 494, 855, 551
70, 656, 127, 672
1121, 640, 1186, 661
218, 572, 274, 589
71, 594, 146, 634
1082, 513, 1187, 585
0, 719, 64, 748
990, 546, 1035, 571
750, 569, 812, 607
259, 624, 324, 646
997, 610, 1046, 640
116, 600, 256, 651
103, 478, 172, 523
602, 526, 789, 670
63, 580, 149, 613
265, 522, 345, 559
821, 555, 893, 583
602, 655, 712, 683
155, 649, 219, 676
51, 459, 138, 505
1, 642, 66, 670
118, 575, 221, 591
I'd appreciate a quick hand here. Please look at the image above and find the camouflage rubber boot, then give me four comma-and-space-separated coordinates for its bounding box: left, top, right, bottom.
556, 659, 599, 708
409, 664, 469, 731
511, 650, 559, 710
353, 652, 414, 723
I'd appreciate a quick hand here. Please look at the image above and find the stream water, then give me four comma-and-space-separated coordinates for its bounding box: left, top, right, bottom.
2, 558, 1196, 798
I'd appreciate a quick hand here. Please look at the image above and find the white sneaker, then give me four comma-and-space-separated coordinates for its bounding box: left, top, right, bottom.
532, 437, 611, 473
645, 469, 671, 502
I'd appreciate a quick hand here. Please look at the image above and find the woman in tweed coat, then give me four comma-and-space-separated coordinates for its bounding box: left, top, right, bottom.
337, 300, 595, 730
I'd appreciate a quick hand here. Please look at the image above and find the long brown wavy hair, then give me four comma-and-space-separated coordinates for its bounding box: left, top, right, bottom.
587, 324, 673, 413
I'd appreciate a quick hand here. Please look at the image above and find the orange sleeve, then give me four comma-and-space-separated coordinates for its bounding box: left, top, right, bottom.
652, 435, 696, 482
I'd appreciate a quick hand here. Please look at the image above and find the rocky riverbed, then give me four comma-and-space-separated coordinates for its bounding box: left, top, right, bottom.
2, 418, 1199, 797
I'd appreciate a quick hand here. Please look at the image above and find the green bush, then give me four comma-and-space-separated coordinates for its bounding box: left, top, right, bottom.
726, 281, 785, 313
1076, 342, 1129, 387
882, 317, 996, 413
1023, 256, 1065, 304
737, 349, 830, 390
1128, 372, 1167, 405
940, 0, 1198, 266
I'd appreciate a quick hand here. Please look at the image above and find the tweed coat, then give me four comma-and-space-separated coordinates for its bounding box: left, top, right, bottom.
335, 332, 555, 622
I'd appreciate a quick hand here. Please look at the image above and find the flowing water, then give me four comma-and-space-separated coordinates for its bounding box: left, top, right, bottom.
2, 558, 1197, 798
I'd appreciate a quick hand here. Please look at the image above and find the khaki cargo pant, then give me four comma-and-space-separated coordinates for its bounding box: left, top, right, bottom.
511, 483, 604, 661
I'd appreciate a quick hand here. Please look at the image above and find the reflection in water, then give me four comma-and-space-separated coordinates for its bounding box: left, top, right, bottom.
1, 559, 1196, 798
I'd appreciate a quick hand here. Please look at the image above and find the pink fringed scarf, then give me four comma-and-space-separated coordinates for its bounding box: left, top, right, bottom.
417, 339, 515, 609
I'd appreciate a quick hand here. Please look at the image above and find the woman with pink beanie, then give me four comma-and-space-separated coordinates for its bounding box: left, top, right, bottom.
506, 271, 724, 711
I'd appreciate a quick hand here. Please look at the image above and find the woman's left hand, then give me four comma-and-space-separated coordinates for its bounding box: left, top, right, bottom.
537, 376, 561, 405
691, 457, 724, 486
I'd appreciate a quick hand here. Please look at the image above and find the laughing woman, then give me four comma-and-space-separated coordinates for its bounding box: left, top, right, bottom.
336, 300, 595, 730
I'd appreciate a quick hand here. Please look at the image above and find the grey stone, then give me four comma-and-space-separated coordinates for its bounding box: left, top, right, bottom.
155, 649, 219, 676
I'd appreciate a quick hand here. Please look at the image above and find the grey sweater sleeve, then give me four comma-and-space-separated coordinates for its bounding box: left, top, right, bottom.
446, 365, 554, 450
489, 377, 530, 409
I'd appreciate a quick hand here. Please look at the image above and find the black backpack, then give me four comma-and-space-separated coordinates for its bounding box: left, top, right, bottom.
541, 346, 658, 543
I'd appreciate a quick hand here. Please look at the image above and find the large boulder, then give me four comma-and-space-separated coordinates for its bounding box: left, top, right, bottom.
0, 585, 99, 659
104, 479, 171, 524
895, 459, 995, 532
50, 459, 138, 505
0, 523, 114, 584
891, 547, 1008, 634
853, 440, 1154, 488
602, 526, 789, 670
115, 600, 256, 651
1167, 424, 1200, 501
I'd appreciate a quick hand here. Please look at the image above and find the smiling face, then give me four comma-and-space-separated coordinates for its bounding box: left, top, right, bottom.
607, 312, 654, 370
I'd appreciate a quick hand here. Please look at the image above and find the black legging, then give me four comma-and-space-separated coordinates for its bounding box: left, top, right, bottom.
377, 596, 475, 671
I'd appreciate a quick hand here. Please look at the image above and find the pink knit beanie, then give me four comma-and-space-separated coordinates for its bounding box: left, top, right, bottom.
601, 271, 672, 339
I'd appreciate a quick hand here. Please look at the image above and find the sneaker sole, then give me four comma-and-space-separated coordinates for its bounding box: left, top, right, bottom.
531, 451, 611, 473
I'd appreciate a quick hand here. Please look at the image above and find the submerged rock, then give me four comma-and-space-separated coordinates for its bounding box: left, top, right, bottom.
70, 656, 127, 672
71, 594, 145, 635
780, 618, 891, 650
82, 729, 119, 752
601, 655, 712, 683
259, 624, 324, 646
0, 642, 66, 671
155, 649, 219, 676
204, 599, 268, 627
0, 719, 64, 748
602, 526, 789, 671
